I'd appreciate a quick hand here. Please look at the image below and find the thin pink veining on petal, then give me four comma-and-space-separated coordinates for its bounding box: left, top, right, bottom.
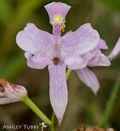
48, 62, 68, 125
61, 23, 100, 55
61, 23, 99, 46
16, 23, 53, 54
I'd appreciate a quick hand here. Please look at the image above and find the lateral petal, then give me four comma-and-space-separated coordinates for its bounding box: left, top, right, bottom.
76, 67, 100, 94
61, 23, 100, 55
48, 62, 68, 125
16, 23, 53, 54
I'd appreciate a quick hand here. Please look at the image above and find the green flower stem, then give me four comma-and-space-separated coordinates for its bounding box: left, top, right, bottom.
49, 113, 55, 131
50, 124, 55, 131
99, 75, 120, 128
66, 69, 72, 80
22, 96, 52, 125
51, 113, 55, 124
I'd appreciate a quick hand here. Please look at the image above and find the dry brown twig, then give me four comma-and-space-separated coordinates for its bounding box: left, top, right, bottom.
77, 126, 114, 131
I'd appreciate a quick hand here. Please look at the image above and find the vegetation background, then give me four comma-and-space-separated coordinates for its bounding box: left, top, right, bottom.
0, 0, 120, 131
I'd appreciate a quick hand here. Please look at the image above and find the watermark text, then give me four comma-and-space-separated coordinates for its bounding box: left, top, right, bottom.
2, 122, 47, 130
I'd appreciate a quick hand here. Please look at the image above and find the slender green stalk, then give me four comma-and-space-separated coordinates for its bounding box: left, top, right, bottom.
99, 75, 120, 127
50, 113, 55, 131
22, 96, 52, 125
66, 69, 72, 80
50, 124, 55, 131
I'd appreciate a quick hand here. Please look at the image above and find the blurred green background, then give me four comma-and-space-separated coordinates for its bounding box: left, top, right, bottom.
0, 0, 120, 131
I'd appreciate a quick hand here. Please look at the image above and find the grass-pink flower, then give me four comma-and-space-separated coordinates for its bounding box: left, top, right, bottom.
16, 2, 120, 125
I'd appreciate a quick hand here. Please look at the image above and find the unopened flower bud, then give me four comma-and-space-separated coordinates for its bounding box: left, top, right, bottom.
0, 79, 27, 104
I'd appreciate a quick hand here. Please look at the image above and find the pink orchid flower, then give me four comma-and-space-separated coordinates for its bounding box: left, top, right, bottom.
16, 2, 120, 125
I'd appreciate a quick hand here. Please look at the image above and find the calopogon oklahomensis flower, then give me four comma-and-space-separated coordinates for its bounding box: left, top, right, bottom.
16, 2, 120, 125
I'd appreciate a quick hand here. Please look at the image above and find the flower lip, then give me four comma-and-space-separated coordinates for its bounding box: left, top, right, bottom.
44, 2, 71, 24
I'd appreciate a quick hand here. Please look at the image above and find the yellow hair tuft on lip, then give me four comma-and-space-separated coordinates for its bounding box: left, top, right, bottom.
52, 14, 64, 25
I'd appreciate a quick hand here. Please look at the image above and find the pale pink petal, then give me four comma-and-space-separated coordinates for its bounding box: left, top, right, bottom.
97, 39, 108, 49
25, 52, 51, 69
61, 23, 100, 55
48, 62, 68, 125
107, 37, 120, 60
76, 67, 100, 94
88, 50, 111, 67
44, 2, 71, 23
16, 23, 53, 54
64, 53, 88, 69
